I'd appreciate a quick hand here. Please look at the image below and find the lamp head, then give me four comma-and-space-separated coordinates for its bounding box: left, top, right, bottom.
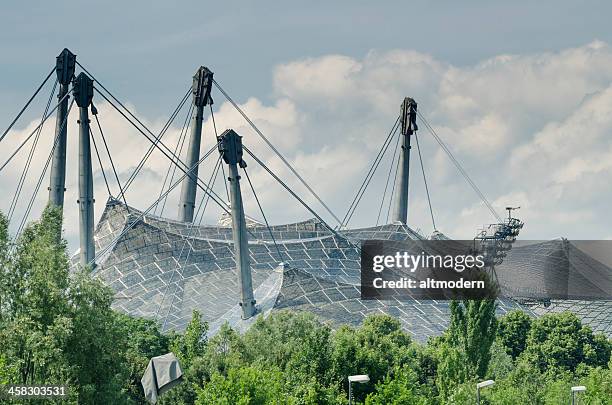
348, 375, 370, 384
476, 380, 495, 389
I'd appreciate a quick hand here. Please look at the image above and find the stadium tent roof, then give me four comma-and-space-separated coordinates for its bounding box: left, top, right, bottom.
84, 198, 536, 342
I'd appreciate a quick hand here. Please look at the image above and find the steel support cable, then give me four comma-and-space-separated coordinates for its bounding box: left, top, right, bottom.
157, 103, 193, 216
213, 79, 343, 226
194, 154, 222, 224
210, 105, 229, 202
76, 61, 192, 195
15, 99, 75, 238
94, 89, 231, 215
88, 142, 221, 267
0, 67, 56, 144
120, 88, 191, 194
243, 146, 360, 253
0, 91, 71, 174
341, 117, 401, 228
90, 127, 112, 196
158, 154, 223, 328
9, 78, 58, 221
385, 145, 401, 224
92, 114, 129, 209
377, 129, 402, 226
414, 132, 437, 231
243, 167, 285, 263
417, 111, 502, 222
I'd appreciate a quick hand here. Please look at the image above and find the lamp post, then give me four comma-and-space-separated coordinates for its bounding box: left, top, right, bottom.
571, 386, 586, 405
348, 374, 369, 405
476, 380, 494, 404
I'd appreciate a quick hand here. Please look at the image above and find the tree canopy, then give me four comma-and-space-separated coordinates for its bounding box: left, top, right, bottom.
0, 207, 610, 404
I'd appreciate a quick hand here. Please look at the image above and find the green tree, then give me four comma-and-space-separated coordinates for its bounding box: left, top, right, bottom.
486, 340, 514, 381
170, 310, 208, 369
579, 366, 612, 404
523, 312, 611, 373
365, 365, 430, 405
331, 314, 417, 402
0, 206, 131, 403
486, 360, 546, 405
117, 314, 170, 403
435, 342, 471, 401
194, 365, 337, 405
158, 310, 209, 405
497, 310, 532, 359
447, 300, 498, 378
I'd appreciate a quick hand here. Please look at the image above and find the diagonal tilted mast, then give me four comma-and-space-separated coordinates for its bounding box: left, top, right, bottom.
218, 129, 256, 319
178, 66, 214, 223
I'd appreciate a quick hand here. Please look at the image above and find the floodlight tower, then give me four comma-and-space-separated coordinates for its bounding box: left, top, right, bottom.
178, 66, 214, 223
218, 129, 256, 319
73, 73, 95, 267
48, 48, 76, 209
392, 97, 418, 224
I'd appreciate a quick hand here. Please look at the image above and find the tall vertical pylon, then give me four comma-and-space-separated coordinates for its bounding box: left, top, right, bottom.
73, 73, 95, 268
392, 97, 418, 224
178, 66, 214, 223
218, 129, 256, 319
48, 48, 76, 209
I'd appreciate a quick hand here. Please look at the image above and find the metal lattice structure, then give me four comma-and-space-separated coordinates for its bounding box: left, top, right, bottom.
85, 198, 535, 342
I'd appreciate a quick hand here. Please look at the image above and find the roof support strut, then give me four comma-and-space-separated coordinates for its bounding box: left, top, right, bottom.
392, 97, 418, 224
178, 66, 213, 223
219, 129, 256, 319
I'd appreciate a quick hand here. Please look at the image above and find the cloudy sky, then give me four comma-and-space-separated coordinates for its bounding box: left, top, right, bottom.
2, 1, 612, 251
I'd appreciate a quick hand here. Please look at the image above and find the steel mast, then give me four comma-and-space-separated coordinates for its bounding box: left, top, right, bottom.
73, 73, 95, 267
391, 97, 418, 224
218, 129, 256, 319
48, 48, 76, 209
178, 66, 213, 222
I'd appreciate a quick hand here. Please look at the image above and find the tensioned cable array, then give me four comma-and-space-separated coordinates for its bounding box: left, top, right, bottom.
93, 113, 129, 209
414, 132, 436, 231
89, 142, 221, 268
90, 127, 112, 196
377, 128, 401, 226
243, 145, 360, 254
76, 61, 231, 212
120, 88, 192, 195
341, 116, 400, 229
213, 79, 344, 227
417, 111, 502, 222
194, 154, 223, 224
15, 100, 75, 238
0, 67, 56, 144
385, 140, 401, 225
0, 91, 71, 174
9, 78, 58, 221
92, 87, 231, 215
210, 105, 230, 202
156, 103, 193, 216
243, 167, 285, 263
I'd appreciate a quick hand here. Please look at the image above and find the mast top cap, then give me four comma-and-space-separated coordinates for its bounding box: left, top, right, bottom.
56, 48, 76, 86
400, 97, 418, 135
192, 66, 214, 107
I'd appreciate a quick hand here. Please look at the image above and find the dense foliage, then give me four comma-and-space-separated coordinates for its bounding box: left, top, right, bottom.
0, 208, 610, 404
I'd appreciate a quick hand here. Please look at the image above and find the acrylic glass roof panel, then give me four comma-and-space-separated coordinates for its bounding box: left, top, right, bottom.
86, 199, 610, 339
